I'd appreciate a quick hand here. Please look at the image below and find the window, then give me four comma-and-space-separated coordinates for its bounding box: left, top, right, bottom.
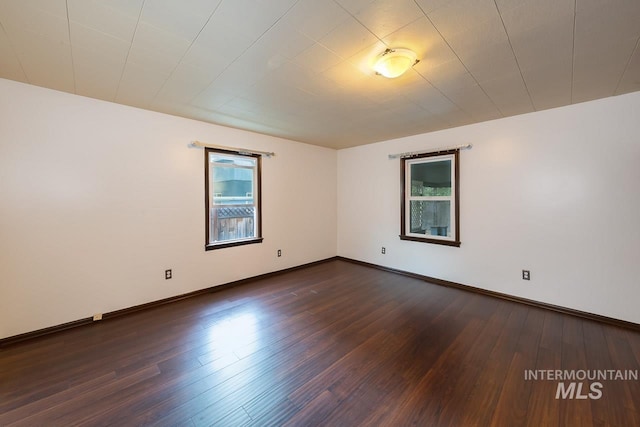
205, 148, 262, 250
400, 149, 460, 247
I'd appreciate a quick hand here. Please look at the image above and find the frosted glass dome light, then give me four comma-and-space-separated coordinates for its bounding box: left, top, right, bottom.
373, 48, 419, 78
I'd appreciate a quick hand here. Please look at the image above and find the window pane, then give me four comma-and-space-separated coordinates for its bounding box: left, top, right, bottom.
409, 200, 451, 237
211, 164, 255, 205
410, 160, 452, 196
210, 154, 256, 168
209, 206, 256, 243
206, 149, 261, 248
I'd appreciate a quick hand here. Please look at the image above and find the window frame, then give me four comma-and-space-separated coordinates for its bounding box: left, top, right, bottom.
204, 147, 263, 251
400, 149, 460, 247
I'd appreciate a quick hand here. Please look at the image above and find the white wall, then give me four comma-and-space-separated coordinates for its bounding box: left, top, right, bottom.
338, 92, 640, 324
3, 77, 638, 340
0, 78, 337, 339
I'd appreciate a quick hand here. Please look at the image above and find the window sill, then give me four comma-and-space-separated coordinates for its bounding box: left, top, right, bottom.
399, 235, 460, 247
206, 237, 263, 251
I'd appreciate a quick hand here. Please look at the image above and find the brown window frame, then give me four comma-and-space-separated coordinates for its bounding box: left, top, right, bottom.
205, 147, 263, 251
399, 149, 460, 247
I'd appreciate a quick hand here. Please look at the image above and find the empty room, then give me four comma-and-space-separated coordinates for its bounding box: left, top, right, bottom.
1, 0, 639, 425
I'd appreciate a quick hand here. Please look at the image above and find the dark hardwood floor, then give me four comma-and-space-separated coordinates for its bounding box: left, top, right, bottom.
1, 259, 639, 426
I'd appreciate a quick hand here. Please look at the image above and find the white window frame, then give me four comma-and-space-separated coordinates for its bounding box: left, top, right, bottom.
400, 149, 460, 247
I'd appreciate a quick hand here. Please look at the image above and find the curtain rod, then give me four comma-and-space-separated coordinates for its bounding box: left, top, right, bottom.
189, 140, 275, 158
388, 144, 472, 159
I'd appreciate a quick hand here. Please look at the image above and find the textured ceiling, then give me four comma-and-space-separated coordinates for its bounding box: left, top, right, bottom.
1, 0, 639, 149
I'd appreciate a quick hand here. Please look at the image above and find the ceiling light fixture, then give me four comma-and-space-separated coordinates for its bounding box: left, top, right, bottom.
373, 48, 419, 78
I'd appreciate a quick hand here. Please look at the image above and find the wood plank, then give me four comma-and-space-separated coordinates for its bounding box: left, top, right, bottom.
559, 315, 594, 426
490, 308, 545, 426
524, 311, 563, 427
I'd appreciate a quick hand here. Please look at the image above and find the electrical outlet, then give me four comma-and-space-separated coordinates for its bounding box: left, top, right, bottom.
93, 313, 102, 321
165, 269, 172, 280
277, 249, 282, 257
522, 270, 530, 281
381, 247, 386, 254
